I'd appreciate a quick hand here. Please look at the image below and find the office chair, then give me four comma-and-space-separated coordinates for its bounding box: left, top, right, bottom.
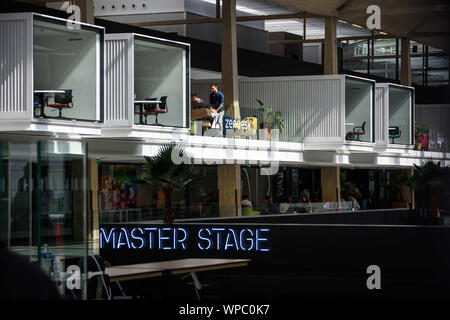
352, 121, 366, 141
149, 96, 168, 126
47, 90, 73, 118
135, 97, 157, 125
389, 126, 401, 143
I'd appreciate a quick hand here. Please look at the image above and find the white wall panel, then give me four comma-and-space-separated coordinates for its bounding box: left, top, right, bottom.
0, 14, 32, 119
375, 85, 389, 146
192, 76, 345, 144
105, 35, 132, 126
416, 104, 450, 138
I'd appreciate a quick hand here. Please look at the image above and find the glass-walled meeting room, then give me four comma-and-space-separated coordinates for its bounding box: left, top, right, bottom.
133, 36, 189, 128
388, 85, 413, 145
0, 139, 89, 299
33, 15, 103, 122
345, 77, 374, 143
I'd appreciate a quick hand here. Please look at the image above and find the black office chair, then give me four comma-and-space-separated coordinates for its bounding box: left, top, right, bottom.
352, 121, 366, 141
389, 126, 401, 143
47, 90, 73, 118
149, 96, 168, 126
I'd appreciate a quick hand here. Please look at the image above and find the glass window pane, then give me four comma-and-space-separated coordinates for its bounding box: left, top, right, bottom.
389, 86, 412, 145
341, 40, 369, 73
38, 140, 88, 299
33, 18, 102, 121
370, 58, 397, 79
410, 41, 424, 54
427, 70, 449, 86
345, 78, 373, 143
134, 38, 187, 128
373, 38, 397, 56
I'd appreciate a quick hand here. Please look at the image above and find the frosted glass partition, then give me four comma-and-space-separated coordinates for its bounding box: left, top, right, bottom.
389, 86, 413, 145
33, 16, 103, 121
134, 37, 188, 128
345, 77, 374, 143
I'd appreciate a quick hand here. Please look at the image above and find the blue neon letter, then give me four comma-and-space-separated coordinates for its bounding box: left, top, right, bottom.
100, 228, 116, 249
130, 228, 145, 249
240, 229, 254, 251
256, 228, 270, 252
175, 228, 188, 250
198, 228, 212, 250
159, 228, 172, 250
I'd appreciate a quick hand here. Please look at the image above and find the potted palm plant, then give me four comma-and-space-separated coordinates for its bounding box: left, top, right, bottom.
137, 143, 194, 224
255, 99, 285, 141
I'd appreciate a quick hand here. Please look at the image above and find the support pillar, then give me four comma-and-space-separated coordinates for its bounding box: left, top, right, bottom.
221, 0, 240, 119
218, 164, 241, 217
324, 16, 338, 75
396, 168, 415, 208
400, 38, 411, 86
88, 159, 99, 241
320, 167, 341, 203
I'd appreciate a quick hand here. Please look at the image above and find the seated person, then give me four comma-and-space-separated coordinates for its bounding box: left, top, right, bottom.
241, 194, 252, 209
209, 84, 225, 129
191, 93, 206, 109
261, 195, 279, 215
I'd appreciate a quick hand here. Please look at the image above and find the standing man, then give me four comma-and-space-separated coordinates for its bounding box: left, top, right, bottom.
209, 84, 225, 129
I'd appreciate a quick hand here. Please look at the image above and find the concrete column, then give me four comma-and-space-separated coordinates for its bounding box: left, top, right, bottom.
324, 16, 338, 75
320, 166, 341, 202
72, 0, 95, 24
88, 159, 99, 241
221, 0, 240, 119
218, 164, 241, 217
395, 168, 415, 208
400, 38, 411, 86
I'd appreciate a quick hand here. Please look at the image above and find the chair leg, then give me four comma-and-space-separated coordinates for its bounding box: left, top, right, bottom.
155, 113, 159, 125
59, 108, 63, 118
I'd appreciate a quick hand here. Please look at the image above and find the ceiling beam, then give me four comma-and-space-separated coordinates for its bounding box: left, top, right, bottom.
128, 12, 322, 27
337, 5, 450, 17
269, 34, 391, 44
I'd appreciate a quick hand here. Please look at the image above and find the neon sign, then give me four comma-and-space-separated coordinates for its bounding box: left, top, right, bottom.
100, 227, 270, 252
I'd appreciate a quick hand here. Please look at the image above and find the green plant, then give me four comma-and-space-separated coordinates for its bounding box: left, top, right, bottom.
255, 99, 285, 132
340, 170, 357, 195
415, 122, 429, 138
137, 143, 195, 224
385, 170, 410, 201
408, 161, 448, 209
